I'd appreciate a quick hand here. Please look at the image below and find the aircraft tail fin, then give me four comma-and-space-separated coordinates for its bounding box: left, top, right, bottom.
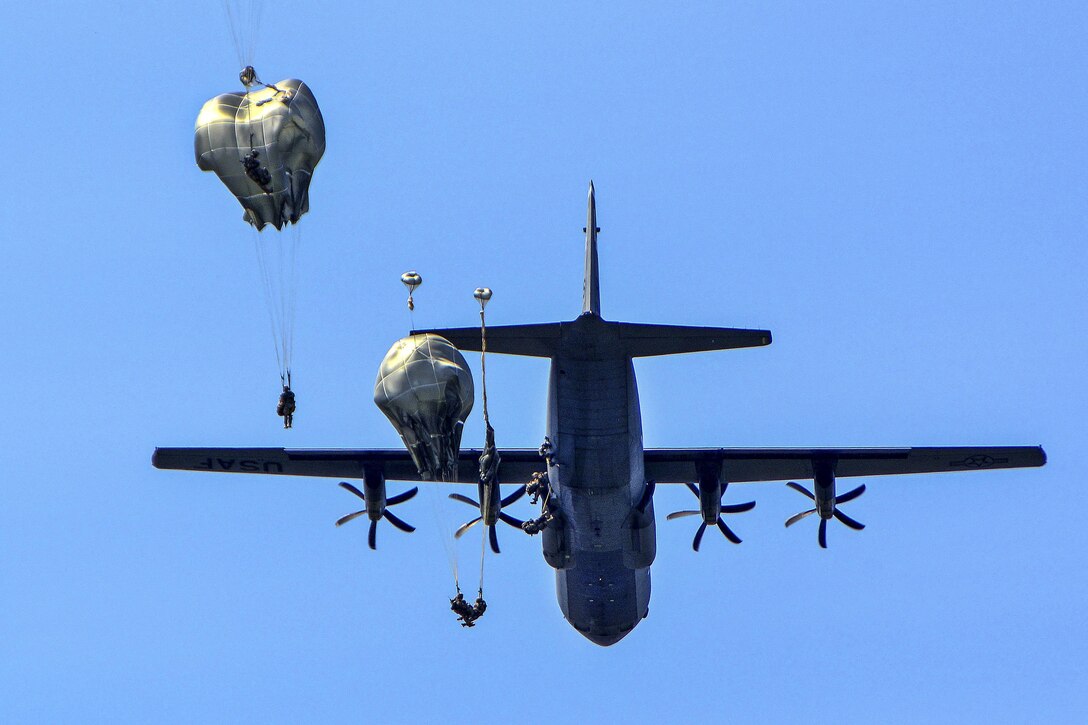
583, 180, 601, 316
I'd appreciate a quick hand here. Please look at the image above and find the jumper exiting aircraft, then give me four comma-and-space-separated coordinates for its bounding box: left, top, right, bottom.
153, 182, 1046, 646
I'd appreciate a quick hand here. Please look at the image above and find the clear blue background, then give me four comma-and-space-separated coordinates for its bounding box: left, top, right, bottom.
1, 1, 1085, 722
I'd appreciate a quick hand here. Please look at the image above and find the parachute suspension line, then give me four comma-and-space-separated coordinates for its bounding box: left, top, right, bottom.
423, 481, 460, 588
475, 288, 494, 427
252, 231, 284, 379
222, 0, 246, 68
246, 1, 263, 67
250, 226, 300, 388
280, 223, 293, 374
474, 287, 495, 599
478, 478, 491, 587
448, 404, 464, 592
221, 0, 263, 68
285, 224, 302, 378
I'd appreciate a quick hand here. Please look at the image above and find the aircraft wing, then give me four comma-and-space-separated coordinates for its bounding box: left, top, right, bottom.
152, 447, 546, 483
644, 446, 1047, 483
154, 445, 1045, 484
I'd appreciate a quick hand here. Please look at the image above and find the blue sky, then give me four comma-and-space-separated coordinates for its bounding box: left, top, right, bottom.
1, 1, 1085, 722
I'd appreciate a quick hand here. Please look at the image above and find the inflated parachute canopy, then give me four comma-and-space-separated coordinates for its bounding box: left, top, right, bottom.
195, 79, 325, 230
374, 334, 475, 481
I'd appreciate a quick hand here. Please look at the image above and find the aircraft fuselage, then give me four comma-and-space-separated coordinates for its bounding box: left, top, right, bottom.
541, 313, 654, 646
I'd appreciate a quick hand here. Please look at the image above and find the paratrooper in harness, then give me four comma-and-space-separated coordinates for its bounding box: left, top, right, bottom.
450, 590, 487, 627
539, 436, 557, 467
521, 471, 557, 535
277, 385, 296, 428
241, 148, 273, 194
470, 594, 486, 621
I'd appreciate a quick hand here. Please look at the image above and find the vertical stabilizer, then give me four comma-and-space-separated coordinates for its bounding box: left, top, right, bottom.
582, 180, 601, 316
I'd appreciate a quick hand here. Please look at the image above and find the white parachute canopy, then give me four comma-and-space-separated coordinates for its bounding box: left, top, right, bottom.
374, 334, 475, 481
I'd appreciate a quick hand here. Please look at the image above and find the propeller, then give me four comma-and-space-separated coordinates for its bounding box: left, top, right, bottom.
336, 482, 418, 550
449, 486, 526, 553
784, 481, 865, 548
666, 482, 756, 551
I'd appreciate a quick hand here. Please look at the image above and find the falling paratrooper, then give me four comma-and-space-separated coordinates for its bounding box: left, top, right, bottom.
194, 66, 326, 427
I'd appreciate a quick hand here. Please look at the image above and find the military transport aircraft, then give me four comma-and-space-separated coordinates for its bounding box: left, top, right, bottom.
154, 182, 1046, 646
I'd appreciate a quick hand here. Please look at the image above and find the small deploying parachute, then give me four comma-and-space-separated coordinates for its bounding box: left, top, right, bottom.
195, 70, 325, 230
374, 334, 475, 481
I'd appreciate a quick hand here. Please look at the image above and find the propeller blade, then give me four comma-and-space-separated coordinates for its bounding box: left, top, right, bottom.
719, 501, 756, 514
501, 486, 526, 507
835, 484, 866, 505
335, 509, 368, 527
666, 510, 701, 520
636, 480, 656, 513
368, 520, 378, 550
786, 481, 815, 500
387, 487, 419, 506
818, 518, 828, 549
785, 508, 817, 527
339, 481, 367, 501
455, 517, 482, 538
717, 518, 742, 544
383, 510, 416, 533
448, 493, 480, 508
693, 522, 708, 551
684, 482, 700, 499
833, 509, 866, 531
498, 511, 524, 528
489, 525, 500, 554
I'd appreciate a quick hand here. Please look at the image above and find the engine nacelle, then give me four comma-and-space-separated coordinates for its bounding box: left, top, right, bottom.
624, 482, 657, 569
542, 506, 574, 569
362, 464, 387, 521
812, 458, 837, 519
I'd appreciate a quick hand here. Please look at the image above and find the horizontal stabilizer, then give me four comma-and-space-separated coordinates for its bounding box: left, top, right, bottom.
614, 322, 770, 357
416, 321, 771, 359
415, 323, 561, 358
